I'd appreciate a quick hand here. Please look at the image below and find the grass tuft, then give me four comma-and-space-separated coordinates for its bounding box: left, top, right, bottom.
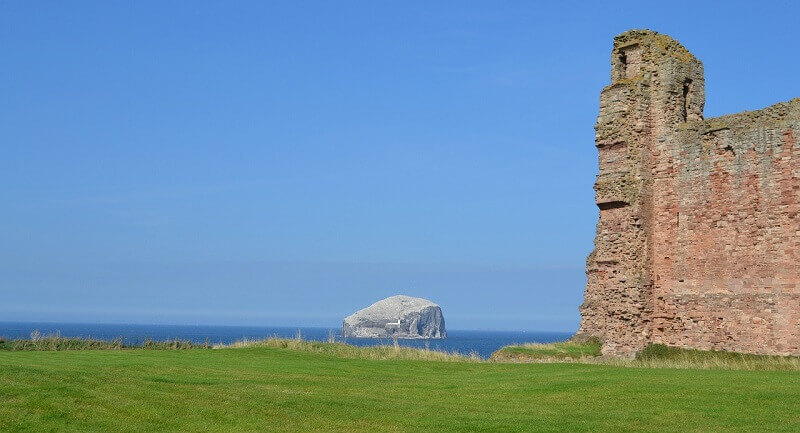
490, 337, 602, 362
492, 339, 800, 371
0, 331, 206, 351
0, 332, 475, 361
0, 335, 124, 351
8, 332, 800, 371
625, 343, 800, 371
216, 337, 479, 362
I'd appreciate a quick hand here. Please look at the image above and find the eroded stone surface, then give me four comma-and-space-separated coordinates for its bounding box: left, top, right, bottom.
577, 30, 800, 358
342, 295, 446, 339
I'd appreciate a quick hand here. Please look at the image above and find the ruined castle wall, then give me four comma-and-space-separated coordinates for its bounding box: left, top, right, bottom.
578, 30, 705, 356
578, 29, 800, 357
650, 100, 800, 355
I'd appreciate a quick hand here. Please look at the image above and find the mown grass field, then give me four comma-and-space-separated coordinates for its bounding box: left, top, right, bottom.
2, 344, 799, 432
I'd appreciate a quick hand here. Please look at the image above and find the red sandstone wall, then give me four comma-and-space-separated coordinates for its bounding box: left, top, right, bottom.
578, 29, 800, 357
578, 30, 705, 356
650, 103, 800, 355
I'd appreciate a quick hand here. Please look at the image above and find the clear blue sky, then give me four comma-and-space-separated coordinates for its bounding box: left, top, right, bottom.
2, 1, 798, 331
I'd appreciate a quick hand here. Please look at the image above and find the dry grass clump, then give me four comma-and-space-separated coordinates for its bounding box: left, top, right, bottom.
617, 344, 800, 371
1, 330, 476, 361
0, 335, 124, 351
490, 338, 601, 362
0, 330, 206, 351
6, 330, 800, 371
492, 339, 800, 371
216, 336, 480, 362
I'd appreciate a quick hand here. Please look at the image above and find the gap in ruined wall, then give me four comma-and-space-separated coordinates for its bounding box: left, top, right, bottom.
722, 143, 735, 155
703, 129, 736, 160
596, 140, 625, 149
614, 44, 642, 81
597, 200, 629, 210
704, 127, 730, 135
682, 79, 692, 122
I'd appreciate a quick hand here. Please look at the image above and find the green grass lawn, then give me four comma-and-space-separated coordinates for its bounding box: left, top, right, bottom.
2, 346, 799, 432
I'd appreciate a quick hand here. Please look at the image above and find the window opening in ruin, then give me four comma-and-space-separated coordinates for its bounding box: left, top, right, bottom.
618, 51, 627, 78
681, 79, 692, 121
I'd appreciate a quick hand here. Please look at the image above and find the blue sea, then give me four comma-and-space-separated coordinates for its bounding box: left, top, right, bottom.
0, 322, 572, 359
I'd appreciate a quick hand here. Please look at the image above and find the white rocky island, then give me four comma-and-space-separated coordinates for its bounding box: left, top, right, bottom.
341, 295, 446, 339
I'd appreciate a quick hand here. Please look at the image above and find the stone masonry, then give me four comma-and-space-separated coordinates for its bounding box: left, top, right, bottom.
576, 30, 800, 357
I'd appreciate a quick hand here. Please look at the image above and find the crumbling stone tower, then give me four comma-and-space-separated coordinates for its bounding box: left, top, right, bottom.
578, 30, 800, 357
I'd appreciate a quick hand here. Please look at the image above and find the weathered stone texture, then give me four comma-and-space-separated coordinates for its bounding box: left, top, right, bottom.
577, 30, 800, 357
342, 295, 446, 339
